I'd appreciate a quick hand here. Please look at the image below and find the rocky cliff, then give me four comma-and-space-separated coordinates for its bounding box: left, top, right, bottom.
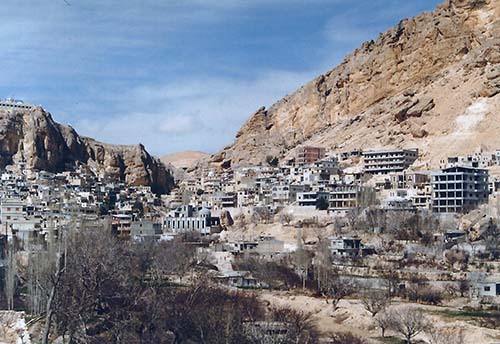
0, 106, 174, 193
213, 0, 500, 169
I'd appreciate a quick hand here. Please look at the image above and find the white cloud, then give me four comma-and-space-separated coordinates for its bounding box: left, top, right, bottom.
72, 68, 317, 155
159, 114, 200, 134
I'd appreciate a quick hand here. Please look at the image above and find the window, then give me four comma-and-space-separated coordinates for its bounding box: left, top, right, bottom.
485, 286, 491, 292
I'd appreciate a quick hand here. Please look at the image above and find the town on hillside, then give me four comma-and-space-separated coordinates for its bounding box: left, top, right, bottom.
2, 141, 500, 342
1, 0, 499, 341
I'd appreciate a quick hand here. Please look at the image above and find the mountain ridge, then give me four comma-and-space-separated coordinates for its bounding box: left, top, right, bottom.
0, 106, 174, 193
209, 0, 500, 169
160, 150, 209, 169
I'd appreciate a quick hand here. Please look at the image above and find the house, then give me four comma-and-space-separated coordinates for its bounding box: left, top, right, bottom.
227, 240, 259, 254
216, 270, 259, 288
328, 236, 362, 257
473, 276, 500, 298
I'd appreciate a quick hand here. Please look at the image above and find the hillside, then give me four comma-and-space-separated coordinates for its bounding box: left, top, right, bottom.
0, 106, 174, 193
160, 150, 209, 169
211, 0, 500, 169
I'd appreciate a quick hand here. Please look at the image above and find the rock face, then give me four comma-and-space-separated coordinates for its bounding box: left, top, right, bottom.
214, 0, 500, 169
0, 107, 174, 193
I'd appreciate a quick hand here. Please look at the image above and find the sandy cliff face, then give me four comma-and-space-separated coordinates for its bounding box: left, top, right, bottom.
0, 107, 174, 193
214, 0, 500, 169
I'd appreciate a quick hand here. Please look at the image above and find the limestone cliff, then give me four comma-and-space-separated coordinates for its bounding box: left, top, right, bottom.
214, 0, 500, 169
0, 107, 174, 193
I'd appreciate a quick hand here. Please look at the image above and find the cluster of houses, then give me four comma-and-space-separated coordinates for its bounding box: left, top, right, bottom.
1, 144, 500, 299
168, 146, 494, 217
0, 163, 169, 248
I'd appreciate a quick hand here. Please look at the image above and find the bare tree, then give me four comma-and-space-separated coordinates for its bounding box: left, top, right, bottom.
313, 236, 333, 293
320, 274, 354, 311
484, 218, 500, 258
374, 311, 393, 338
346, 208, 362, 231
361, 290, 390, 317
234, 213, 248, 230
267, 306, 320, 344
4, 244, 16, 310
278, 212, 294, 226
292, 246, 313, 290
152, 241, 196, 283
427, 325, 465, 344
252, 207, 272, 224
389, 306, 430, 344
458, 278, 470, 298
41, 249, 66, 344
382, 269, 401, 297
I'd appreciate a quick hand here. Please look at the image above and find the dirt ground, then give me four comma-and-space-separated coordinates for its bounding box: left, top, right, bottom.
260, 291, 500, 343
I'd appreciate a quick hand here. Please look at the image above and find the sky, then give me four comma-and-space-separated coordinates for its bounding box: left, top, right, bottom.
0, 0, 443, 157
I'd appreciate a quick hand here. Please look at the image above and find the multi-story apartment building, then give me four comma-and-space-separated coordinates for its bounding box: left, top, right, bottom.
328, 186, 376, 211
363, 149, 418, 174
431, 166, 489, 213
296, 146, 326, 165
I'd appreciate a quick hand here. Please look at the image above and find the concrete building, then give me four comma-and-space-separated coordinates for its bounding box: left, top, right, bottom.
0, 198, 25, 224
271, 185, 290, 204
212, 192, 237, 209
473, 276, 500, 298
362, 149, 418, 174
297, 191, 329, 207
328, 186, 375, 211
328, 236, 362, 257
164, 205, 221, 235
130, 219, 162, 241
431, 166, 489, 213
296, 146, 326, 165
408, 186, 432, 209
111, 214, 132, 239
0, 98, 33, 110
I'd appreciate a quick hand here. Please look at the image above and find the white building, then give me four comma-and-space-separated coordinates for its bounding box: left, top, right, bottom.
0, 198, 25, 224
164, 205, 221, 235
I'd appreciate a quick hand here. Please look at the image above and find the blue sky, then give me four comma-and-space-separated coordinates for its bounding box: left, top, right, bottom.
0, 0, 442, 156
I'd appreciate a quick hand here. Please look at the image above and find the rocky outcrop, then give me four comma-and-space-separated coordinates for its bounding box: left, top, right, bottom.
214, 0, 500, 169
459, 209, 492, 241
219, 210, 234, 230
0, 107, 173, 193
